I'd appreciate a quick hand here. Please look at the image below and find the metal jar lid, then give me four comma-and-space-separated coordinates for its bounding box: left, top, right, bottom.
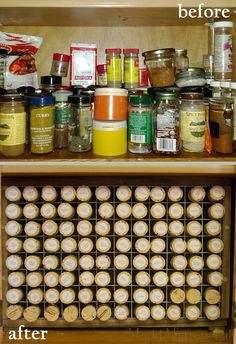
181, 92, 204, 100
0, 94, 25, 102
155, 92, 178, 100
142, 48, 175, 59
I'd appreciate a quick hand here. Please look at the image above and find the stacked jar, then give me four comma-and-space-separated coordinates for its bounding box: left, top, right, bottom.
93, 88, 128, 156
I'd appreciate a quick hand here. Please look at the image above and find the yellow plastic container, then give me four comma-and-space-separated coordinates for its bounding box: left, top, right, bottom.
93, 120, 127, 156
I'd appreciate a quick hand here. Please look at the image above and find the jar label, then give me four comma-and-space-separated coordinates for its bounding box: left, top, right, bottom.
128, 112, 152, 144
30, 107, 54, 153
180, 111, 206, 142
0, 112, 26, 145
106, 57, 121, 82
156, 112, 179, 152
124, 58, 139, 84
55, 105, 71, 125
214, 34, 232, 73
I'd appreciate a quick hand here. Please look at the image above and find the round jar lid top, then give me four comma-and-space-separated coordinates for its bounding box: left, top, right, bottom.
213, 21, 233, 28
52, 90, 73, 102
17, 86, 36, 95
105, 48, 122, 54
156, 92, 178, 100
0, 94, 25, 102
123, 48, 139, 54
175, 49, 187, 55
181, 92, 203, 100
210, 97, 234, 106
29, 94, 55, 106
129, 94, 153, 105
142, 48, 175, 58
41, 75, 62, 85
68, 94, 92, 105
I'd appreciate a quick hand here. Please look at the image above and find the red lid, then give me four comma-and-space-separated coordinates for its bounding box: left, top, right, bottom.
105, 48, 121, 54
56, 85, 69, 90
53, 53, 70, 62
123, 48, 139, 54
96, 64, 107, 73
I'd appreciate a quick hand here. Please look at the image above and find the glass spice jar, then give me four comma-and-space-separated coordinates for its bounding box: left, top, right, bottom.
41, 75, 62, 94
105, 48, 122, 88
50, 53, 70, 78
209, 97, 234, 154
68, 95, 92, 152
175, 49, 189, 74
142, 49, 175, 88
0, 94, 26, 157
213, 21, 234, 81
123, 48, 139, 89
180, 93, 206, 152
52, 90, 73, 149
210, 80, 221, 97
96, 64, 107, 87
128, 94, 153, 154
154, 92, 180, 155
29, 95, 55, 154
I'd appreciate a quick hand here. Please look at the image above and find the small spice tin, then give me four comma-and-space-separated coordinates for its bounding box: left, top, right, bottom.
93, 120, 127, 156
94, 88, 128, 121
51, 53, 70, 78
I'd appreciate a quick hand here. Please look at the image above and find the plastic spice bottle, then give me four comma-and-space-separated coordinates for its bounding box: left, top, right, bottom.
68, 95, 92, 152
128, 94, 153, 154
105, 49, 122, 88
0, 94, 26, 157
96, 65, 107, 87
210, 80, 221, 97
180, 93, 206, 153
209, 97, 234, 154
52, 90, 73, 149
29, 95, 55, 154
123, 49, 139, 89
213, 21, 234, 81
231, 82, 236, 148
154, 92, 180, 155
50, 53, 70, 77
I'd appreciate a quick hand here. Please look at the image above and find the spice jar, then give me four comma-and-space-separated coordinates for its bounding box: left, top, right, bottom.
123, 48, 139, 89
41, 75, 62, 94
180, 93, 206, 152
50, 53, 70, 77
68, 95, 92, 152
93, 120, 127, 156
142, 49, 175, 88
213, 21, 234, 81
209, 98, 234, 154
231, 82, 236, 148
96, 65, 107, 87
210, 81, 221, 97
220, 81, 231, 98
52, 90, 73, 149
203, 54, 214, 80
175, 49, 189, 74
154, 92, 180, 155
139, 67, 149, 87
0, 94, 26, 157
128, 94, 153, 154
29, 95, 55, 154
105, 48, 122, 88
176, 68, 205, 88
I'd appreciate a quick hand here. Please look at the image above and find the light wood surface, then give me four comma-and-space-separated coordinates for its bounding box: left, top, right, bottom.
0, 329, 232, 344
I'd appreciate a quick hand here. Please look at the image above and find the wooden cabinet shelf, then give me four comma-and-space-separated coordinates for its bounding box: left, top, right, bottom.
0, 0, 236, 26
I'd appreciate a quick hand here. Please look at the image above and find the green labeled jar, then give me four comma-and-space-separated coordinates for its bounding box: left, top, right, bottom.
128, 94, 153, 154
29, 95, 55, 154
0, 94, 26, 157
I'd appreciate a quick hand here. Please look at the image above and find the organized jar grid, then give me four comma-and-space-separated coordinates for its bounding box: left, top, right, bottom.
1, 177, 231, 327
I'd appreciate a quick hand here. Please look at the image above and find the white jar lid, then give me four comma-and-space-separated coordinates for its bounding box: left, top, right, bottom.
220, 80, 231, 88
231, 82, 236, 89
95, 88, 128, 97
93, 120, 127, 131
213, 21, 233, 28
210, 80, 221, 87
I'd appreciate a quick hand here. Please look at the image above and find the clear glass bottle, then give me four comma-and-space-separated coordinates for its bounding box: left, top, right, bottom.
220, 80, 231, 98
180, 93, 206, 152
203, 54, 214, 79
105, 48, 122, 88
213, 21, 234, 80
154, 93, 180, 155
29, 95, 55, 154
231, 82, 236, 149
210, 80, 221, 97
0, 94, 26, 157
128, 94, 153, 154
52, 90, 73, 149
175, 49, 189, 74
123, 48, 139, 89
68, 95, 92, 152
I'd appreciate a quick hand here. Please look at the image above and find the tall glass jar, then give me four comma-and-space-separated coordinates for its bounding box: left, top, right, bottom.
175, 49, 189, 74
123, 48, 139, 89
209, 98, 234, 154
29, 95, 55, 154
154, 93, 180, 155
52, 90, 73, 149
128, 94, 153, 154
68, 95, 92, 152
213, 21, 233, 80
0, 94, 26, 157
180, 93, 206, 152
105, 48, 122, 88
